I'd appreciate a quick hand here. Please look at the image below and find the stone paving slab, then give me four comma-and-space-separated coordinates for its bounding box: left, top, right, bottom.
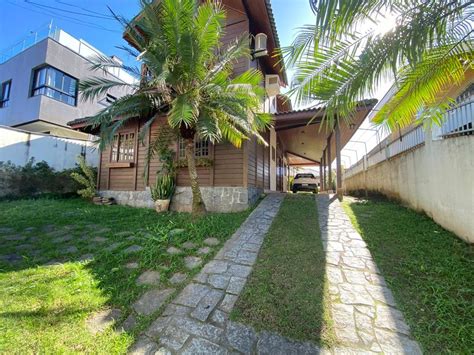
316, 194, 422, 354
129, 194, 285, 354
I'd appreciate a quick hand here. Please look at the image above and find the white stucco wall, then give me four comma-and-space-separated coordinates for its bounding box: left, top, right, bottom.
0, 126, 98, 170
344, 133, 474, 243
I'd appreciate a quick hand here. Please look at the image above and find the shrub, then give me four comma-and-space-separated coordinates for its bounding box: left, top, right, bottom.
0, 159, 85, 199
151, 173, 175, 201
70, 155, 97, 199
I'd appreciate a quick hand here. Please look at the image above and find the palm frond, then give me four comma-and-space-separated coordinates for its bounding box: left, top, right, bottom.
79, 77, 138, 102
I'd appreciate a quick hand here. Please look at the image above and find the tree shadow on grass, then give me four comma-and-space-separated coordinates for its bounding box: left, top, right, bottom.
343, 197, 473, 353
232, 193, 332, 346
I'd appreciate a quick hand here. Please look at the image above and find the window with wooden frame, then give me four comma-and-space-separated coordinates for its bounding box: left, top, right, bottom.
110, 132, 136, 162
178, 137, 210, 158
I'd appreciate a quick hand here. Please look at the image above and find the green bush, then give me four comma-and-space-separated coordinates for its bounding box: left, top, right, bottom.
151, 173, 176, 201
70, 155, 97, 199
0, 158, 95, 200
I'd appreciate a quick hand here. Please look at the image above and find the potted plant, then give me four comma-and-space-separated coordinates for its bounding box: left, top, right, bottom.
151, 173, 176, 213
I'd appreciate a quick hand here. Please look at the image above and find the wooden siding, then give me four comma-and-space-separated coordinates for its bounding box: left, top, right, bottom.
98, 118, 247, 190
246, 138, 257, 187
223, 5, 250, 77
245, 131, 272, 189
214, 142, 244, 186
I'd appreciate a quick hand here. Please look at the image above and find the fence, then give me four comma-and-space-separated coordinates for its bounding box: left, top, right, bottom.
345, 95, 473, 179
0, 126, 98, 171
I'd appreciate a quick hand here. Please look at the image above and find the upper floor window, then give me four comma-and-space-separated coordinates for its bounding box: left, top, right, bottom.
0, 80, 11, 108
32, 66, 78, 106
111, 132, 135, 162
178, 137, 209, 158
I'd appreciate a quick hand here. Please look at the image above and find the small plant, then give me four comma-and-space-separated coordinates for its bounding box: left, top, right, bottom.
70, 155, 97, 199
151, 173, 175, 201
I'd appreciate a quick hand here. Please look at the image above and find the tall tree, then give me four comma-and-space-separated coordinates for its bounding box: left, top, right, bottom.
282, 0, 473, 130
79, 0, 271, 215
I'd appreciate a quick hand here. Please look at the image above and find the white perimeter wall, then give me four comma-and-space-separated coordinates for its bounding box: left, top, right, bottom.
0, 126, 98, 170
344, 131, 474, 243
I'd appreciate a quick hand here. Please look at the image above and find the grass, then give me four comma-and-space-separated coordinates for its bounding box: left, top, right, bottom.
0, 197, 251, 353
342, 197, 473, 353
231, 194, 335, 346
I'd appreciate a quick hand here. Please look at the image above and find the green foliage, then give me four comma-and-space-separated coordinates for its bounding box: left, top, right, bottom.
145, 125, 177, 184
80, 0, 273, 212
150, 173, 176, 201
176, 157, 213, 168
80, 0, 271, 149
0, 159, 81, 199
0, 197, 251, 352
284, 0, 474, 131
70, 155, 97, 199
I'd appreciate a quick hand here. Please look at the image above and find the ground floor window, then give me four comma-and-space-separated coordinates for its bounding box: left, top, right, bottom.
178, 137, 209, 158
111, 132, 135, 162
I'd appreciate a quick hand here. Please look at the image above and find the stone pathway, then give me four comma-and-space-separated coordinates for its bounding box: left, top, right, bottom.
129, 194, 285, 354
316, 194, 421, 354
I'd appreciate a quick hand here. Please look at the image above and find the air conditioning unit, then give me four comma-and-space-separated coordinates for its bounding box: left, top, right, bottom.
265, 74, 280, 97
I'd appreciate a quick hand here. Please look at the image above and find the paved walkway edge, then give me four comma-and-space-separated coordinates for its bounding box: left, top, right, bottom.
129, 194, 285, 354
316, 194, 422, 354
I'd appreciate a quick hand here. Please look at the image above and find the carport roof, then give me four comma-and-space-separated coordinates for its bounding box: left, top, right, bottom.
273, 99, 377, 166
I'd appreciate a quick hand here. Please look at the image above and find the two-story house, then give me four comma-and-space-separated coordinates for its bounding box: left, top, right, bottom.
69, 0, 376, 212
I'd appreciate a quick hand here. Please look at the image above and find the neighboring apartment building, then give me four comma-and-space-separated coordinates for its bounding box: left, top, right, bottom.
0, 28, 136, 139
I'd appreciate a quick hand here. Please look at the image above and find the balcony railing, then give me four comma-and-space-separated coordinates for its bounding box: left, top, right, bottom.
0, 25, 58, 65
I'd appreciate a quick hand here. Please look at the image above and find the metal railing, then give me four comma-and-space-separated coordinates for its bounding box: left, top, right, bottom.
344, 85, 473, 179
439, 99, 474, 137
0, 24, 59, 64
345, 125, 425, 178
1, 25, 137, 84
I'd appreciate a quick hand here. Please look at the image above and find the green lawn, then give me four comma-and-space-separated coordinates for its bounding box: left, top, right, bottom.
231, 194, 335, 346
342, 198, 474, 353
0, 198, 251, 353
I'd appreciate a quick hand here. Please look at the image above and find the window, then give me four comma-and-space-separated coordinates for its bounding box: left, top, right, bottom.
31, 66, 77, 106
110, 132, 135, 162
105, 93, 117, 104
0, 80, 11, 108
178, 137, 209, 158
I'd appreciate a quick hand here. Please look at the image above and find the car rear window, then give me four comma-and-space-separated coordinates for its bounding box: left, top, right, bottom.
295, 174, 315, 179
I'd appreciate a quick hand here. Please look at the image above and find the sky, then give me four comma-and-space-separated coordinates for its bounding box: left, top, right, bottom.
0, 0, 389, 168
0, 0, 315, 71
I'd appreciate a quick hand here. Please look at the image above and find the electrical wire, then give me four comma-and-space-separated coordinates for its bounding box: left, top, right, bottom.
5, 0, 120, 33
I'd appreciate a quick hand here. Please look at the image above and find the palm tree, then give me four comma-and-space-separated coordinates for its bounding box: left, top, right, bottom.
79, 0, 271, 215
282, 0, 473, 131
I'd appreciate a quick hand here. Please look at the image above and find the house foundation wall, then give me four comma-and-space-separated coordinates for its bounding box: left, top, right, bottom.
99, 186, 263, 213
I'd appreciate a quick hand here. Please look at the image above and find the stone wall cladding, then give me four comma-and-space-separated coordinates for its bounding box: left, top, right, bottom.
100, 190, 155, 209
100, 187, 263, 213
247, 187, 263, 206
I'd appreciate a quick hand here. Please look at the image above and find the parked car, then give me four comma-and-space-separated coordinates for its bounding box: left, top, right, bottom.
292, 173, 318, 193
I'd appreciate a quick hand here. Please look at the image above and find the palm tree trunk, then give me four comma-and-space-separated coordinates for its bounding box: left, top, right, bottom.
185, 138, 206, 215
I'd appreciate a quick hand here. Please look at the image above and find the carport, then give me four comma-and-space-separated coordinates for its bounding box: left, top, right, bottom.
273, 100, 377, 199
